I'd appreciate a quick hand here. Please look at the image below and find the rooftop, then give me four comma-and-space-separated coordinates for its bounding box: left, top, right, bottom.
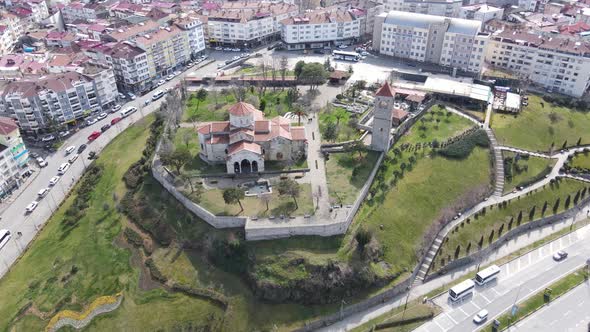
381, 10, 482, 35
0, 116, 18, 135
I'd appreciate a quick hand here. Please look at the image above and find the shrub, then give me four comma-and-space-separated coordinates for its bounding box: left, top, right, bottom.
145, 258, 167, 283
438, 129, 489, 159
124, 227, 143, 247
355, 227, 373, 250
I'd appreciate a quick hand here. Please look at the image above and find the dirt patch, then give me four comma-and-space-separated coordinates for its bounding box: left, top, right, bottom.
113, 233, 162, 291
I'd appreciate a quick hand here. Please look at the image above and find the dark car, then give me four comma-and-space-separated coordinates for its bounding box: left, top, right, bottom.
77, 144, 87, 154
313, 49, 325, 54
30, 152, 39, 159
101, 124, 111, 132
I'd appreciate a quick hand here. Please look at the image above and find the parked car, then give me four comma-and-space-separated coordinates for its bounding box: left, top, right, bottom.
30, 152, 39, 159
0, 229, 11, 250
57, 162, 70, 175
128, 93, 136, 100
112, 104, 121, 112
165, 74, 174, 81
86, 118, 98, 126
223, 47, 232, 51
87, 131, 101, 141
49, 176, 60, 186
101, 124, 111, 132
217, 63, 225, 69
25, 201, 38, 214
214, 46, 223, 51
118, 93, 126, 99
36, 157, 48, 167
473, 309, 488, 324
157, 79, 165, 86
41, 134, 55, 142
77, 144, 87, 154
553, 250, 568, 261
338, 44, 348, 49
97, 112, 108, 120
173, 71, 181, 76
232, 48, 241, 52
65, 145, 76, 155
37, 188, 49, 198
110, 117, 122, 125
68, 153, 79, 163
59, 130, 70, 138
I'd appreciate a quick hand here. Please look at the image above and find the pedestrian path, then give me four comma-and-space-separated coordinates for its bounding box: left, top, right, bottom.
497, 146, 552, 159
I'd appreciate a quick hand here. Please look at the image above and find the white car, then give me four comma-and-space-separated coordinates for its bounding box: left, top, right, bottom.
68, 153, 79, 163
86, 118, 98, 126
59, 130, 70, 138
157, 80, 165, 86
37, 188, 49, 198
215, 46, 223, 51
129, 93, 136, 100
49, 176, 60, 186
41, 134, 55, 142
217, 63, 225, 69
118, 93, 126, 99
112, 104, 121, 112
97, 112, 108, 120
57, 162, 70, 175
473, 309, 488, 324
165, 74, 174, 81
173, 71, 181, 76
338, 44, 348, 49
65, 145, 76, 155
36, 157, 48, 167
25, 201, 38, 214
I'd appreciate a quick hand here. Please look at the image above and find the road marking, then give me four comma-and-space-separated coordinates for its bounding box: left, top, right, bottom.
433, 318, 447, 332
445, 312, 458, 324
458, 307, 469, 316
471, 301, 481, 310
479, 293, 491, 303
491, 288, 501, 296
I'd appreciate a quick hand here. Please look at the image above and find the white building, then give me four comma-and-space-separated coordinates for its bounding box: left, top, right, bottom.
174, 15, 206, 58
0, 116, 29, 197
0, 72, 102, 133
518, 0, 538, 12
373, 11, 488, 73
460, 4, 504, 23
197, 102, 307, 174
203, 1, 298, 47
485, 30, 590, 97
4, 0, 50, 24
280, 7, 362, 50
384, 0, 463, 18
0, 12, 24, 56
61, 2, 107, 24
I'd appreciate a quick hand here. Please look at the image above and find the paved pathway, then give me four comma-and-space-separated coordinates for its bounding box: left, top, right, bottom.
305, 113, 331, 217
486, 127, 505, 197
497, 146, 552, 159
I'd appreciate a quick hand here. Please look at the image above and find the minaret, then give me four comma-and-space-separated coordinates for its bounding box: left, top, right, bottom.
370, 81, 395, 151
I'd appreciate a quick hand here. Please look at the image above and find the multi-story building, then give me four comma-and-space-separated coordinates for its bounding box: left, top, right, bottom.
0, 12, 24, 56
61, 2, 107, 24
485, 30, 590, 97
0, 116, 29, 197
518, 0, 538, 12
100, 42, 151, 93
4, 0, 49, 24
0, 72, 102, 132
384, 0, 463, 18
204, 1, 298, 47
373, 11, 488, 73
460, 4, 504, 23
280, 7, 363, 50
174, 15, 206, 57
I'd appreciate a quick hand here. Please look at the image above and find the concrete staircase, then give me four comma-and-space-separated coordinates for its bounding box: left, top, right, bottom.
413, 235, 444, 285
485, 128, 504, 197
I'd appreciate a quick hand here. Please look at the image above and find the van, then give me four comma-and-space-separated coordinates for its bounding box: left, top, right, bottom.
120, 107, 137, 118
57, 162, 70, 175
152, 90, 165, 101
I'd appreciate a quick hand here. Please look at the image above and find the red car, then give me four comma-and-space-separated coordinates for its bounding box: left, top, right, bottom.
87, 131, 101, 141
110, 117, 122, 125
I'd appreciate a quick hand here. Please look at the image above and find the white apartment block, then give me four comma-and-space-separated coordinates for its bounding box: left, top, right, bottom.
280, 7, 362, 50
384, 0, 463, 18
4, 0, 49, 24
61, 2, 107, 24
174, 15, 206, 58
0, 72, 102, 132
204, 2, 298, 47
518, 0, 538, 12
460, 4, 504, 23
0, 12, 24, 56
98, 42, 151, 93
0, 116, 29, 197
373, 11, 488, 73
485, 30, 590, 97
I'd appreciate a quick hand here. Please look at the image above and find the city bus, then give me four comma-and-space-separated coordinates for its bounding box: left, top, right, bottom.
448, 279, 475, 302
475, 265, 500, 286
332, 50, 360, 62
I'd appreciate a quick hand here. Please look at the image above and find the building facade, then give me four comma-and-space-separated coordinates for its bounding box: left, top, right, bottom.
0, 116, 29, 197
370, 82, 396, 152
485, 30, 590, 97
197, 102, 307, 174
460, 4, 504, 23
384, 0, 463, 18
280, 7, 362, 50
373, 11, 488, 73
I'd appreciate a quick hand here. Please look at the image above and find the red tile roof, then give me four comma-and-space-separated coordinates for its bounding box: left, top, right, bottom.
197, 121, 230, 134
290, 127, 306, 141
375, 81, 395, 97
254, 120, 270, 133
227, 141, 261, 155
0, 117, 18, 135
210, 135, 229, 144
392, 108, 409, 121
228, 102, 258, 116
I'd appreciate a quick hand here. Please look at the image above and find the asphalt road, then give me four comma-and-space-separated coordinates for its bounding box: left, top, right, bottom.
509, 280, 590, 332
413, 229, 590, 332
0, 57, 223, 278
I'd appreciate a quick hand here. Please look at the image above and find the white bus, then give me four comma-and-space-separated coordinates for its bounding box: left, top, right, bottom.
120, 107, 137, 118
152, 90, 165, 101
449, 279, 475, 302
475, 265, 500, 286
332, 50, 359, 62
0, 229, 11, 250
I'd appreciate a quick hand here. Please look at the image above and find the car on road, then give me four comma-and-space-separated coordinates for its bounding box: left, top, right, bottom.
157, 79, 165, 86
97, 112, 108, 120
59, 130, 70, 138
111, 117, 122, 125
77, 144, 87, 154
101, 124, 111, 132
112, 104, 121, 113
68, 154, 79, 163
25, 201, 38, 214
37, 188, 49, 198
49, 176, 60, 186
0, 229, 11, 250
118, 93, 126, 99
57, 162, 70, 175
86, 118, 98, 126
144, 99, 151, 106
473, 309, 488, 324
88, 131, 101, 141
165, 74, 174, 81
41, 134, 55, 142
128, 93, 136, 100
553, 250, 568, 261
338, 44, 348, 49
214, 46, 223, 51
36, 157, 48, 167
65, 145, 76, 155
217, 63, 225, 69
30, 152, 39, 159
360, 51, 369, 56
223, 47, 232, 51
152, 90, 165, 101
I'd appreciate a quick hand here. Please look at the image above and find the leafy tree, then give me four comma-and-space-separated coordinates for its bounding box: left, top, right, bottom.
323, 58, 331, 71
333, 107, 348, 126
194, 88, 208, 112
160, 148, 191, 174
349, 140, 366, 160
355, 227, 372, 252
223, 188, 245, 212
285, 87, 299, 110
323, 122, 338, 142
259, 99, 267, 112
299, 62, 327, 90
294, 60, 306, 78
292, 104, 307, 125
277, 178, 300, 209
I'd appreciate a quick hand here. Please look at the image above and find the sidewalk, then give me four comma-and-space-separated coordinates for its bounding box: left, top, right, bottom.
0, 165, 40, 215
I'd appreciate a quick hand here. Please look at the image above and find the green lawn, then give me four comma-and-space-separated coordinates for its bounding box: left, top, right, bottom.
402, 105, 475, 145
350, 301, 440, 332
326, 151, 380, 205
570, 150, 590, 171
172, 128, 226, 175
503, 151, 556, 193
491, 95, 590, 152
198, 183, 314, 217
0, 116, 224, 331
319, 106, 362, 143
440, 178, 589, 266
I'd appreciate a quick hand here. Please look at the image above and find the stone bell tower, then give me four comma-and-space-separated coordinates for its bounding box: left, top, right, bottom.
370, 81, 395, 151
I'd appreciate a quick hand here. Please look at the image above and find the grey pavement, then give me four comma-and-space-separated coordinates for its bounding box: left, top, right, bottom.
0, 58, 225, 278
509, 280, 590, 332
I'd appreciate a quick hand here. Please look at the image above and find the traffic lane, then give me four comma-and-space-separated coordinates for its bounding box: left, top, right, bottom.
512, 282, 590, 332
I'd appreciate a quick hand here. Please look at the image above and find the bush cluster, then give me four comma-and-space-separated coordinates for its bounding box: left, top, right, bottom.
438, 129, 489, 159
123, 227, 143, 247
61, 164, 104, 228
145, 258, 167, 283
543, 94, 589, 111
123, 116, 164, 189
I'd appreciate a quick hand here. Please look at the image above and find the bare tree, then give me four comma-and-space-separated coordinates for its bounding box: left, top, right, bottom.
231, 84, 247, 101
280, 55, 289, 87
259, 193, 272, 212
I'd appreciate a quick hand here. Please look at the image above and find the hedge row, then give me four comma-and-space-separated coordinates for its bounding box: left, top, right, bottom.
123, 227, 143, 247
144, 258, 167, 283
438, 129, 489, 159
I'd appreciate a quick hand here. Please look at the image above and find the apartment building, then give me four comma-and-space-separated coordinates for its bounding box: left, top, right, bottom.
373, 11, 488, 73
485, 30, 590, 97
174, 15, 206, 57
280, 7, 362, 50
383, 0, 463, 18
204, 1, 298, 47
460, 4, 504, 23
0, 12, 24, 56
61, 2, 107, 24
0, 72, 101, 132
0, 116, 29, 197
134, 25, 194, 78
4, 0, 49, 24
